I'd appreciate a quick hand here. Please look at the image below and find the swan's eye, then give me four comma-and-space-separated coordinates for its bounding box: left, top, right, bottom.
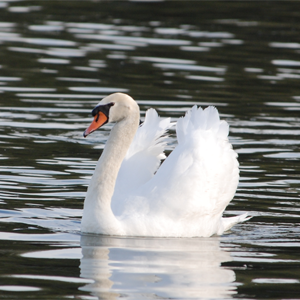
92, 102, 115, 117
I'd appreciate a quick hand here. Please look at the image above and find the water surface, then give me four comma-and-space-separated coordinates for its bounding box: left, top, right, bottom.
1, 1, 300, 299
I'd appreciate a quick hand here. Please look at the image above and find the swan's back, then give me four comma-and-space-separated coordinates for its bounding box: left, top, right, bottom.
120, 106, 240, 237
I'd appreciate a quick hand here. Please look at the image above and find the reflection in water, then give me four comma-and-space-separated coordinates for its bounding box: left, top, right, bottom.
79, 235, 236, 299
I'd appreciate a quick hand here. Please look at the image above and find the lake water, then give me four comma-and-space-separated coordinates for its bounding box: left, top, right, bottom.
1, 1, 300, 299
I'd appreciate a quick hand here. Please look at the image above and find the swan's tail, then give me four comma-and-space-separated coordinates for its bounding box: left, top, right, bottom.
222, 213, 252, 232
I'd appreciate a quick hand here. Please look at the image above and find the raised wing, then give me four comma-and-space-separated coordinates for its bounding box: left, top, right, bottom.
111, 108, 174, 216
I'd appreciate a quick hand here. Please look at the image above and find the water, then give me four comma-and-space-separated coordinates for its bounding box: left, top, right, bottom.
1, 1, 300, 299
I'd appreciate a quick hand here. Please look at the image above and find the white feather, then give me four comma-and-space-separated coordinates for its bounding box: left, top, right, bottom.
119, 106, 242, 237
111, 109, 173, 216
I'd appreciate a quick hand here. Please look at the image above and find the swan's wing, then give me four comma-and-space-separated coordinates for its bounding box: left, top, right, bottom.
172, 105, 239, 216
111, 108, 174, 216
122, 106, 239, 232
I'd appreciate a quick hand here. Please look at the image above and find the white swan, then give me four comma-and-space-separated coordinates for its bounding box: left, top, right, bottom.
81, 92, 250, 237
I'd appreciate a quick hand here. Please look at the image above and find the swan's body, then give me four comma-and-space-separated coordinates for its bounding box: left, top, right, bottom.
81, 93, 250, 237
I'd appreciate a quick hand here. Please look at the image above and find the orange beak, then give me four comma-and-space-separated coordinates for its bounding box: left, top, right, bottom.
83, 111, 108, 137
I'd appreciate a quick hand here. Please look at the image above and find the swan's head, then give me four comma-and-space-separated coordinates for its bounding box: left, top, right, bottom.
83, 93, 139, 137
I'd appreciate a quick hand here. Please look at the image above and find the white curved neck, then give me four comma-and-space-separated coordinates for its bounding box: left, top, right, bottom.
81, 115, 139, 234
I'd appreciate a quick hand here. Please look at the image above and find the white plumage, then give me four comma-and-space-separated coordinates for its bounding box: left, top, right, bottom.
81, 93, 250, 237
111, 108, 173, 216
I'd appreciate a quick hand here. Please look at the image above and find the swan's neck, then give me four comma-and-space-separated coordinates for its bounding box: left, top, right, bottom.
92, 120, 137, 204
82, 116, 139, 234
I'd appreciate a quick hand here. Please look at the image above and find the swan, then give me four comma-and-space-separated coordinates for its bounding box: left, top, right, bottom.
81, 92, 250, 237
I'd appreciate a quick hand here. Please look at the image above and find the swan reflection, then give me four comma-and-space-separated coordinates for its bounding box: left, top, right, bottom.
79, 235, 236, 299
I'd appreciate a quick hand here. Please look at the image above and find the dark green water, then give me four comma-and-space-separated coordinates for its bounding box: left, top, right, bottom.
1, 1, 300, 299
